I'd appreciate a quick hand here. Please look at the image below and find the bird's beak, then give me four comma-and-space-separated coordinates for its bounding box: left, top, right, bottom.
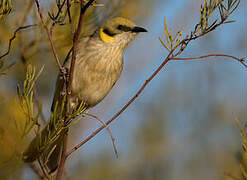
132, 26, 148, 33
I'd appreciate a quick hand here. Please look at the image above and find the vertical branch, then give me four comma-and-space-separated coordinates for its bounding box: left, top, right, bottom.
67, 0, 96, 98
56, 0, 96, 179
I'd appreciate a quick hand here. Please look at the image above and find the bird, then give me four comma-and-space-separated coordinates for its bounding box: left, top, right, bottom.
22, 17, 147, 174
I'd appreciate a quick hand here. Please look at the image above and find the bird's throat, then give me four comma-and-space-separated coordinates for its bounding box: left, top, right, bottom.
99, 28, 115, 43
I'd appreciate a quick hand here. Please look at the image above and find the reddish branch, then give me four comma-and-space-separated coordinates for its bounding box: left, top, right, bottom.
56, 0, 96, 179
66, 0, 96, 97
171, 54, 247, 68
87, 113, 118, 158
66, 50, 247, 158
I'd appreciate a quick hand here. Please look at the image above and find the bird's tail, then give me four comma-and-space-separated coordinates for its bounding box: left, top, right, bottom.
22, 121, 65, 174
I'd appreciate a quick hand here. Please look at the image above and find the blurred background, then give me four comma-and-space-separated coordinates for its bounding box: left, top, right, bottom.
1, 0, 247, 179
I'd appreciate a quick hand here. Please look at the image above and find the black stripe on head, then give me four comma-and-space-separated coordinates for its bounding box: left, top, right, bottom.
103, 28, 116, 37
117, 25, 132, 32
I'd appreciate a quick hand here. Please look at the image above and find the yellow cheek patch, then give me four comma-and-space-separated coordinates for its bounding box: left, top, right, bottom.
99, 28, 115, 43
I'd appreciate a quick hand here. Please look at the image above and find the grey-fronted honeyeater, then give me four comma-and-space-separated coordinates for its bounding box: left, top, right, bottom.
23, 17, 147, 174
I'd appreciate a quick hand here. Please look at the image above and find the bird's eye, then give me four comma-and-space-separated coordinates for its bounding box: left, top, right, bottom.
117, 25, 132, 32
117, 25, 124, 30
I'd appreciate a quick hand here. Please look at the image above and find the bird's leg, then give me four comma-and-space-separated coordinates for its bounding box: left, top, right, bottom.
70, 97, 77, 110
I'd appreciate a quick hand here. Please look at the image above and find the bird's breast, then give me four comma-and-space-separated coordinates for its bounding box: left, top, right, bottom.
71, 45, 124, 107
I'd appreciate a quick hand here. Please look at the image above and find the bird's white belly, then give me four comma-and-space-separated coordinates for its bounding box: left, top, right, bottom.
71, 57, 123, 107
78, 75, 116, 106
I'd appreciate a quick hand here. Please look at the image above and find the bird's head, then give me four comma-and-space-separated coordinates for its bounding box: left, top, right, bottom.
99, 17, 147, 48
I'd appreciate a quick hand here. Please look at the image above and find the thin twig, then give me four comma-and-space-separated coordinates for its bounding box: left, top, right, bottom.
171, 54, 247, 68
87, 113, 118, 158
0, 25, 36, 59
51, 0, 67, 21
66, 0, 73, 35
38, 158, 50, 180
29, 163, 46, 180
50, 0, 67, 32
34, 0, 64, 74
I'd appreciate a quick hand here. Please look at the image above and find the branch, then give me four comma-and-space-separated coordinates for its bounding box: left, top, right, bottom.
50, 0, 67, 32
56, 0, 96, 179
65, 50, 247, 158
38, 158, 50, 180
67, 0, 96, 98
87, 113, 118, 158
66, 0, 73, 35
171, 54, 247, 68
0, 25, 36, 59
34, 0, 64, 74
29, 164, 47, 180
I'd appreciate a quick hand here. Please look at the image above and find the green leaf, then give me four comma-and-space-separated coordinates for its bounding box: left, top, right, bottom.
159, 37, 170, 52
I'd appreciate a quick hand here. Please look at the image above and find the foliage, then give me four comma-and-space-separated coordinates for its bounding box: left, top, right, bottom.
0, 0, 12, 19
159, 0, 240, 54
16, 65, 43, 137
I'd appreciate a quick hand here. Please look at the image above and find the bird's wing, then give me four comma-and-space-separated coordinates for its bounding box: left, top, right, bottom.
51, 36, 91, 112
